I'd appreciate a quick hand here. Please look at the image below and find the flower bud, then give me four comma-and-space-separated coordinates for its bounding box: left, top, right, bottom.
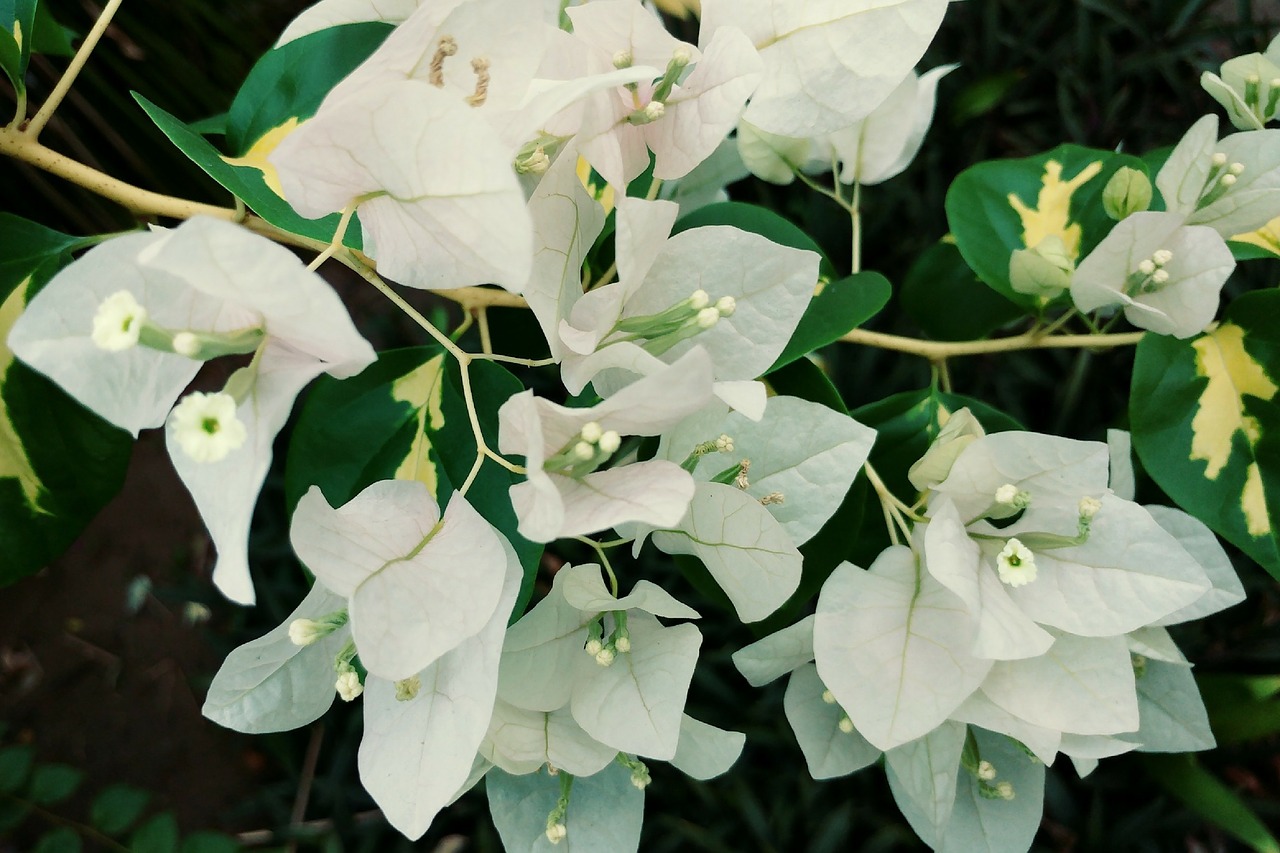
598, 430, 622, 455
545, 822, 567, 844
335, 670, 364, 702
977, 760, 997, 781
289, 618, 325, 647
595, 647, 616, 666
1102, 166, 1153, 220
580, 421, 603, 443
614, 635, 631, 654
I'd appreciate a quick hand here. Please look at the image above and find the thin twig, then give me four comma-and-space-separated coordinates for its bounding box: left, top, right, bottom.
24, 0, 125, 138
841, 327, 1144, 358
286, 723, 325, 853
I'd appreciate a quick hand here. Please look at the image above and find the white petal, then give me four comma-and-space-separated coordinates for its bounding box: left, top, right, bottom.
1156, 114, 1220, 216
669, 715, 746, 780
981, 632, 1138, 736
783, 663, 881, 779
732, 614, 815, 687
814, 548, 991, 751
885, 721, 967, 847
570, 611, 701, 760
652, 481, 802, 623
560, 565, 700, 619
357, 534, 522, 840
487, 764, 644, 853
937, 729, 1045, 853
1147, 505, 1246, 625
202, 582, 349, 733
550, 460, 695, 540
276, 0, 423, 46
483, 700, 616, 777
1107, 428, 1135, 502
950, 691, 1061, 765
1133, 659, 1215, 753
497, 564, 595, 712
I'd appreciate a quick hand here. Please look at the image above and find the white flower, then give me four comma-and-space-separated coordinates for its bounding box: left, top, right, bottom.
287, 618, 325, 647
168, 392, 248, 464
8, 218, 375, 604
90, 290, 148, 351
996, 538, 1037, 587
335, 670, 364, 702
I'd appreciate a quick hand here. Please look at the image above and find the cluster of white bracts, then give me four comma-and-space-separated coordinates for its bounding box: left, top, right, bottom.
8, 0, 1254, 849
736, 416, 1244, 850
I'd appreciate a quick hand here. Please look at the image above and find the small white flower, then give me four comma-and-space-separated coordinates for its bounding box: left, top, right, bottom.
977, 760, 997, 781
1078, 496, 1102, 518
545, 822, 567, 844
995, 781, 1015, 800
394, 675, 421, 702
335, 669, 364, 702
614, 635, 631, 654
584, 637, 604, 656
821, 689, 836, 705
91, 290, 148, 352
714, 434, 734, 453
996, 537, 1038, 587
837, 715, 854, 734
168, 392, 248, 464
994, 483, 1021, 505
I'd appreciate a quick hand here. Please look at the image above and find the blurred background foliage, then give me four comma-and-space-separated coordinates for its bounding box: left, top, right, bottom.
3, 0, 1280, 851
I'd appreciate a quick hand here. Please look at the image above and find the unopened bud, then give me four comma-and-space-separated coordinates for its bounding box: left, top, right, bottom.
584, 638, 603, 656
599, 430, 621, 454
695, 307, 720, 329
837, 715, 854, 734
1102, 166, 1152, 220
643, 100, 666, 122
996, 781, 1015, 800
715, 435, 734, 453
1211, 151, 1228, 167
172, 332, 200, 357
977, 760, 997, 781
580, 421, 603, 443
595, 647, 616, 666
1078, 496, 1101, 518
612, 49, 633, 69
1228, 161, 1245, 176
289, 618, 324, 647
395, 675, 421, 701
1152, 249, 1173, 266
573, 441, 594, 461
335, 670, 363, 702
545, 822, 567, 844
689, 289, 710, 310
821, 689, 836, 705
1137, 258, 1156, 275
1221, 173, 1238, 187
715, 296, 736, 316
614, 635, 631, 653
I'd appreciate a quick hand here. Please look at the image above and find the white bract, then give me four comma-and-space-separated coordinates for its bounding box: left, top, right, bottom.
558, 198, 819, 416
566, 0, 762, 187
739, 65, 956, 187
7, 217, 374, 604
702, 0, 951, 137
1070, 210, 1234, 338
497, 347, 715, 542
290, 480, 508, 681
1200, 35, 1280, 130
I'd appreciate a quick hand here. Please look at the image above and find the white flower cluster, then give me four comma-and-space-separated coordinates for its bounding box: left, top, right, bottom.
735, 415, 1245, 850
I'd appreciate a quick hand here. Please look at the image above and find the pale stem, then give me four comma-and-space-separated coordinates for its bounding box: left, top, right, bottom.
880, 498, 900, 546
850, 180, 861, 274
933, 359, 953, 394
477, 306, 493, 355
1037, 307, 1078, 338
306, 205, 355, 271
644, 176, 664, 201
863, 462, 917, 542
574, 536, 622, 596
286, 723, 325, 853
450, 310, 475, 341
24, 0, 125, 139
471, 352, 558, 368
841, 327, 1144, 358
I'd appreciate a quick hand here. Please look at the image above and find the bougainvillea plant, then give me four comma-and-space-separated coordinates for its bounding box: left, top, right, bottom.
2, 0, 1278, 849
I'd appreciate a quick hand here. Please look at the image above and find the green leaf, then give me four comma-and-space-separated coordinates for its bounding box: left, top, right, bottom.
129, 812, 179, 853
0, 798, 27, 833
0, 745, 33, 792
285, 347, 543, 616
132, 93, 362, 250
1131, 289, 1280, 578
946, 144, 1147, 310
900, 241, 1023, 341
765, 356, 845, 414
768, 271, 891, 371
179, 831, 240, 853
225, 22, 392, 156
29, 3, 73, 57
1142, 754, 1280, 853
33, 827, 82, 853
0, 220, 133, 586
26, 763, 83, 805
90, 783, 149, 835
0, 0, 37, 95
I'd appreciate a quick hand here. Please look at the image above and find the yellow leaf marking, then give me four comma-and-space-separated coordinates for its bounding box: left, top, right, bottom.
0, 279, 46, 512
651, 0, 700, 19
1230, 213, 1280, 258
1191, 323, 1278, 538
577, 156, 615, 217
1007, 159, 1103, 259
391, 354, 447, 498
221, 118, 301, 199
12, 20, 21, 50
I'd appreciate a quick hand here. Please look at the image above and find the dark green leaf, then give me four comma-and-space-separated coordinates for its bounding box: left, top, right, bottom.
0, 798, 27, 833
27, 763, 83, 805
179, 831, 241, 853
0, 745, 33, 792
30, 3, 74, 57
1142, 754, 1280, 853
33, 827, 82, 853
1131, 289, 1280, 577
946, 144, 1147, 310
89, 783, 149, 835
185, 113, 228, 136
129, 812, 179, 853
0, 0, 37, 93
133, 93, 362, 250
765, 356, 846, 414
225, 23, 392, 155
1, 226, 133, 585
900, 240, 1023, 341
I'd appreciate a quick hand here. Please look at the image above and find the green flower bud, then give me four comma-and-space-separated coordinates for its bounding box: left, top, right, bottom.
1102, 166, 1153, 220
